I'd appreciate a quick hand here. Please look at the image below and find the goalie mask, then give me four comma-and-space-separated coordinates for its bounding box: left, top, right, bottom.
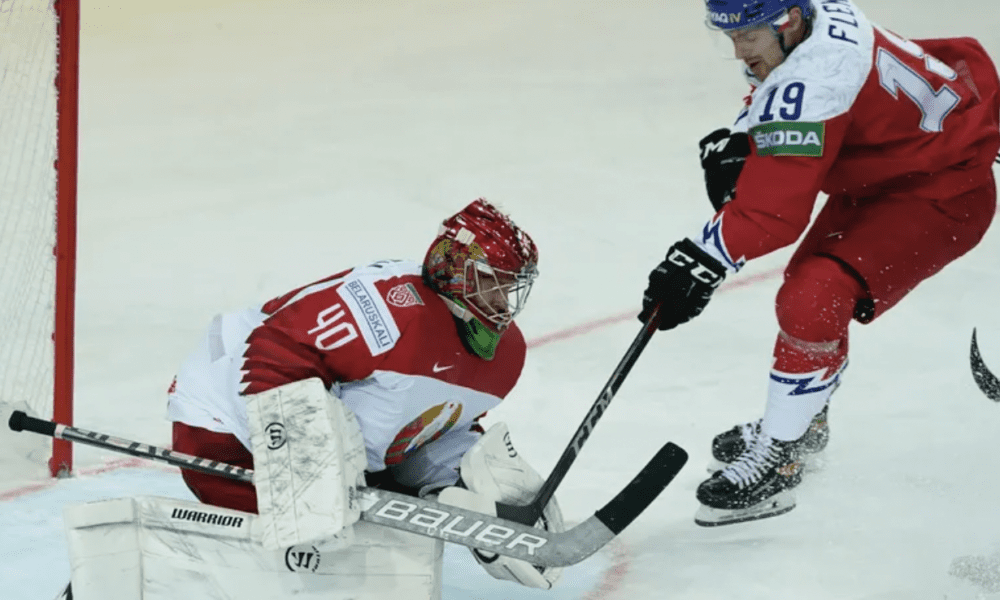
423, 199, 539, 359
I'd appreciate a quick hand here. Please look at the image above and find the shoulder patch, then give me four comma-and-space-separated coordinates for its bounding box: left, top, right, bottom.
338, 278, 401, 356
750, 121, 825, 157
386, 283, 424, 308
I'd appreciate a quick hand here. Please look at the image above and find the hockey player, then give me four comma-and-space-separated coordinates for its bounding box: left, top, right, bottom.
640, 0, 1000, 526
164, 198, 564, 593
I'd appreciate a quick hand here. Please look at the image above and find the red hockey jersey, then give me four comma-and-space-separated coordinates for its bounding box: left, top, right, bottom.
698, 0, 1000, 271
167, 260, 526, 492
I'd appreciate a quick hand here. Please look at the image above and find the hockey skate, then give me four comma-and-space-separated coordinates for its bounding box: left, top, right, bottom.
694, 435, 803, 527
706, 403, 830, 473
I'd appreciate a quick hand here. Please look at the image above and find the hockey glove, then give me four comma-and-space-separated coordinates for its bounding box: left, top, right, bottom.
699, 128, 750, 212
640, 238, 727, 331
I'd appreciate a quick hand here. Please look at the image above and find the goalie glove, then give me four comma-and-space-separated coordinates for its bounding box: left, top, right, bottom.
437, 423, 563, 590
699, 127, 750, 212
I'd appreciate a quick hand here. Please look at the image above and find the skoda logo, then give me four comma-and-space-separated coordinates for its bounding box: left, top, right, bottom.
265, 422, 286, 450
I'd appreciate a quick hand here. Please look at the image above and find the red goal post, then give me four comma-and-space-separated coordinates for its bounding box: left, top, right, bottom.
1, 0, 80, 477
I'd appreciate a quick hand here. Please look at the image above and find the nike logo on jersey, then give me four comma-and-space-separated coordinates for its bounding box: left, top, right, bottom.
432, 363, 455, 373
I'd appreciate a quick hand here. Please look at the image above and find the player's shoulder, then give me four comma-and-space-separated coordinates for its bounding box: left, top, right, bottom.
352, 259, 446, 320
335, 259, 451, 357
746, 0, 877, 126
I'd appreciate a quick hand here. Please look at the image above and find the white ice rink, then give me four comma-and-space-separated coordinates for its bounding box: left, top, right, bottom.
3, 0, 1000, 598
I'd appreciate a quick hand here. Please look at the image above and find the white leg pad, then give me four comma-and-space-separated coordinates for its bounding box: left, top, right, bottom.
245, 377, 367, 550
64, 495, 442, 600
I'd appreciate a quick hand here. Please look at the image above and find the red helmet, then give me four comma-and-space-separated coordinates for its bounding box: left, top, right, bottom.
423, 199, 539, 331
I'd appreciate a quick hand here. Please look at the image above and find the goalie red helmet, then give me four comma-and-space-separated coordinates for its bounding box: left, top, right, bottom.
424, 199, 539, 334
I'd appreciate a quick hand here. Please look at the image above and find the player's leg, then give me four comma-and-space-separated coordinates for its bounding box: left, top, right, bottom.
710, 175, 995, 469
709, 243, 862, 469
812, 179, 995, 322
165, 312, 261, 513
757, 258, 857, 447
171, 420, 259, 513
708, 194, 859, 469
697, 176, 995, 526
695, 256, 863, 526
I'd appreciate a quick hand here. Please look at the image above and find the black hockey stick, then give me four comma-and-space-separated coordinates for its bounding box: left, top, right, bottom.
8, 410, 686, 567
971, 328, 1000, 401
497, 304, 664, 526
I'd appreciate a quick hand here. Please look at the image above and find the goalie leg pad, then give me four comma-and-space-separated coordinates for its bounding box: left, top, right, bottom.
246, 377, 368, 551
64, 495, 443, 600
439, 422, 564, 590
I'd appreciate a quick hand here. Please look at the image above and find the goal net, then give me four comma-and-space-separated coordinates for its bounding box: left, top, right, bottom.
0, 0, 79, 478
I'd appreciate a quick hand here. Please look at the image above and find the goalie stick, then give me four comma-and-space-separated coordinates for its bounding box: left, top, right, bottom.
498, 304, 665, 526
971, 328, 1000, 401
8, 410, 687, 568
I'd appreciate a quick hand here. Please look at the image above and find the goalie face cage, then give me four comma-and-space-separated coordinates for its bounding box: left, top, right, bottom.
1, 0, 80, 477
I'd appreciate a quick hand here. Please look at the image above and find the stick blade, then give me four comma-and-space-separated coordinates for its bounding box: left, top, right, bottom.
971, 329, 1000, 402
594, 441, 688, 535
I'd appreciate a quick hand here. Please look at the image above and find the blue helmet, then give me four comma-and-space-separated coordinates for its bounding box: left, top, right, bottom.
705, 0, 814, 32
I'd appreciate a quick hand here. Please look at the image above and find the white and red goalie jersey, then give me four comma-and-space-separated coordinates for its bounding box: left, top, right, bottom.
700, 0, 1000, 272
167, 259, 526, 493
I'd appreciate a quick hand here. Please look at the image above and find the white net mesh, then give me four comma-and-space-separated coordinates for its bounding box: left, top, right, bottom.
0, 1, 59, 465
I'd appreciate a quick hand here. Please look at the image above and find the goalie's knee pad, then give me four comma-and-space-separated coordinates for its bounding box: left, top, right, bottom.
438, 422, 563, 589
64, 496, 443, 600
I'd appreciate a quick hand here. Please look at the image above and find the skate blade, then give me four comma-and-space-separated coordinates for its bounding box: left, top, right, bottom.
693, 490, 796, 527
